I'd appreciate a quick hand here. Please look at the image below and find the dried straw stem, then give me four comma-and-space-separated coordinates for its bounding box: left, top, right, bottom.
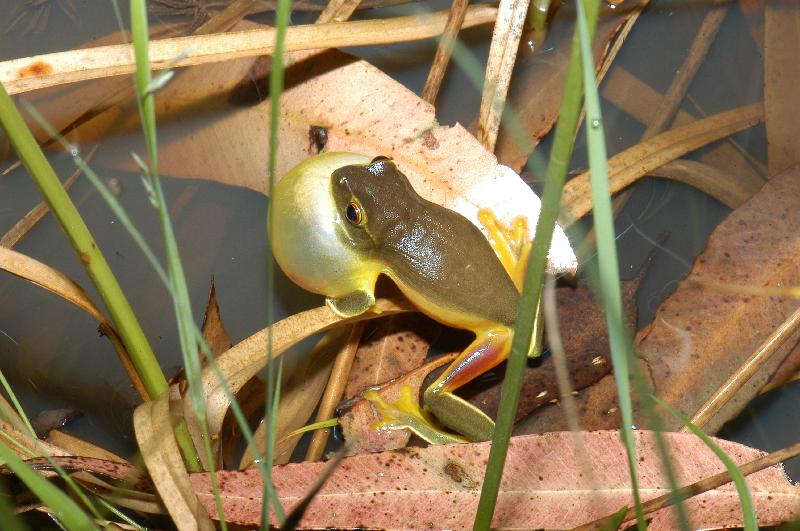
421, 0, 470, 105
1, 5, 497, 96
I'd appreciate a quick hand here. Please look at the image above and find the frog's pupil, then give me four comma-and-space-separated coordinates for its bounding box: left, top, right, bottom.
346, 203, 361, 224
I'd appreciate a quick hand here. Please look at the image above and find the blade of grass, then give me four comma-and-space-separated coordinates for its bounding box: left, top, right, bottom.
654, 396, 757, 531
0, 81, 167, 406
472, 1, 600, 528
572, 1, 646, 527
263, 0, 292, 524
574, 2, 691, 528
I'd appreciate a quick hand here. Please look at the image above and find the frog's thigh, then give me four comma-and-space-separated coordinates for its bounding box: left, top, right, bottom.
424, 328, 512, 442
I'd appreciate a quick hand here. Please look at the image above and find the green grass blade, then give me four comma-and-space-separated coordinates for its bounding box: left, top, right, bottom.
654, 397, 758, 531
0, 441, 98, 530
473, 2, 600, 529
0, 80, 167, 406
572, 1, 646, 527
263, 0, 292, 524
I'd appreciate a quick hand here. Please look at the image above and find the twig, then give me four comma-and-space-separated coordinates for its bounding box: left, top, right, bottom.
560, 103, 763, 225
477, 0, 531, 151
577, 441, 800, 530
685, 303, 800, 431
305, 323, 363, 461
1, 6, 498, 96
316, 0, 364, 24
643, 3, 727, 139
421, 0, 469, 105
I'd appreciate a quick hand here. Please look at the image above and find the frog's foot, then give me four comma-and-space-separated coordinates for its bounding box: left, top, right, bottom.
477, 208, 530, 291
364, 385, 467, 445
424, 390, 495, 442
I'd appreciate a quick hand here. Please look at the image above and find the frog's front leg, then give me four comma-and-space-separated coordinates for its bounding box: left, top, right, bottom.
424, 326, 513, 442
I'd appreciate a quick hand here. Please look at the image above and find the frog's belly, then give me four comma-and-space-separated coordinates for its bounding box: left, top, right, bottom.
388, 273, 506, 334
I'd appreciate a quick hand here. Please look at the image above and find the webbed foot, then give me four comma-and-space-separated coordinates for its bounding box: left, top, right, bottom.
423, 388, 494, 442
364, 385, 467, 445
478, 208, 531, 292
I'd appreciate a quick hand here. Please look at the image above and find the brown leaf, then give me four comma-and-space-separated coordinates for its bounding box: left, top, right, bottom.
200, 277, 231, 359
339, 353, 457, 454
190, 431, 800, 529
764, 1, 800, 176
344, 313, 441, 400
637, 164, 800, 433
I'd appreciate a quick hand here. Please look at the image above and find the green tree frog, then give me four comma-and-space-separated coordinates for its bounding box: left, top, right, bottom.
270, 152, 537, 442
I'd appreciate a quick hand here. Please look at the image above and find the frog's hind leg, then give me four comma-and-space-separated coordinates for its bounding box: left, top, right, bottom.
424, 327, 512, 442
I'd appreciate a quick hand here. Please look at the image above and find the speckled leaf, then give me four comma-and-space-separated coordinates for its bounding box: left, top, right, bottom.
190, 431, 800, 529
343, 313, 441, 400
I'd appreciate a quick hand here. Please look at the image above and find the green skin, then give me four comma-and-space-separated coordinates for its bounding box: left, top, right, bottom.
328, 158, 520, 442
270, 152, 521, 441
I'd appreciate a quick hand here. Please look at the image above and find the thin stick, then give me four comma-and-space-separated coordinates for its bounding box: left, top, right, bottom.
477, 0, 531, 151
685, 304, 800, 431
576, 441, 800, 530
1, 6, 498, 96
305, 323, 363, 461
421, 0, 469, 105
316, 0, 363, 24
643, 3, 727, 139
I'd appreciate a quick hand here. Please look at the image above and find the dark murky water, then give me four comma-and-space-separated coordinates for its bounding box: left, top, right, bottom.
0, 0, 797, 484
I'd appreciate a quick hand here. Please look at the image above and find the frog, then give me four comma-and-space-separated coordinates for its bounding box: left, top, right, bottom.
269, 151, 535, 442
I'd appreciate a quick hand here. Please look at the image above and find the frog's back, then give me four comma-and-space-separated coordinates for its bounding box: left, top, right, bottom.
382, 202, 519, 330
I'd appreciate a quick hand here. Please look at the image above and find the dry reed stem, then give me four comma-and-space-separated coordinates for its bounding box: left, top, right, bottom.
317, 0, 363, 23
577, 440, 800, 530
202, 298, 413, 439
1, 6, 497, 96
305, 322, 364, 461
686, 304, 800, 431
560, 103, 763, 225
477, 0, 530, 151
421, 0, 470, 105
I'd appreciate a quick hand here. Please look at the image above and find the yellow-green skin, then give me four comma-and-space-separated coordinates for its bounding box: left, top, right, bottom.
269, 152, 519, 441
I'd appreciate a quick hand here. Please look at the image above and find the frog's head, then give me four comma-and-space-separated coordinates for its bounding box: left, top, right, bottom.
329, 156, 415, 249
269, 152, 378, 299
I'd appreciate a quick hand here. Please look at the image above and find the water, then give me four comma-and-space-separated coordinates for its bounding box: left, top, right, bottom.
0, 0, 797, 486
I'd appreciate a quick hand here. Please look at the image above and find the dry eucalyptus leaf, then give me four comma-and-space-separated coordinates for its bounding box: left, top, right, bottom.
190, 431, 800, 529
134, 391, 215, 531
200, 277, 231, 360
635, 163, 800, 433
339, 352, 457, 455
344, 313, 441, 400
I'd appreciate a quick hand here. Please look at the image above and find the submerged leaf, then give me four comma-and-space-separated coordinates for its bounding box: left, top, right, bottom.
190, 431, 800, 529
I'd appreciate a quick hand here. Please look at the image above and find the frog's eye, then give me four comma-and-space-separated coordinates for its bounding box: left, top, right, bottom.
346, 202, 363, 225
